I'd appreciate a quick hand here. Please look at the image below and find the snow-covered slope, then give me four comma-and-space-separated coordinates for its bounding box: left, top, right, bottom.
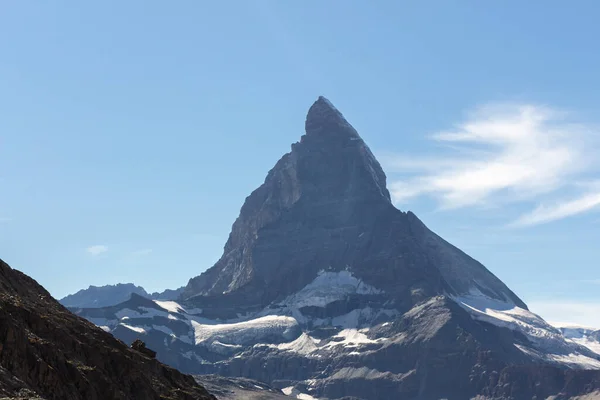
279, 270, 382, 309
453, 289, 600, 369
552, 323, 600, 356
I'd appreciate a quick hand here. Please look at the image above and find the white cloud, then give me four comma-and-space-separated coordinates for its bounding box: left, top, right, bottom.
86, 245, 108, 256
528, 300, 600, 328
512, 190, 600, 227
384, 103, 600, 226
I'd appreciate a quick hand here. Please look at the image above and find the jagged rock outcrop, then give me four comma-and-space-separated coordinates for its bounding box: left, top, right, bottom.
131, 339, 157, 359
72, 97, 600, 400
0, 258, 215, 400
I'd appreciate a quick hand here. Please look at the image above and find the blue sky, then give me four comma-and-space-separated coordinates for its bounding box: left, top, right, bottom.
1, 1, 599, 325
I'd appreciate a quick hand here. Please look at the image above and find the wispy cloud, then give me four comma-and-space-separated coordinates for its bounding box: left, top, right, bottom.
86, 245, 108, 256
384, 103, 600, 226
512, 190, 600, 227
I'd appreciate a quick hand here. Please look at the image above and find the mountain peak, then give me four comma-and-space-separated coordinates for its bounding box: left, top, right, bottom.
304, 96, 360, 139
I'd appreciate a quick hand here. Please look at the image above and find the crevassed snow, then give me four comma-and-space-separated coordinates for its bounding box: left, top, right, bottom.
191, 315, 299, 346
154, 300, 186, 314
454, 289, 600, 369
281, 270, 382, 309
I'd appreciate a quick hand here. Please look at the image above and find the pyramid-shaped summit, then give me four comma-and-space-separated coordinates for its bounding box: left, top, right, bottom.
182, 96, 525, 312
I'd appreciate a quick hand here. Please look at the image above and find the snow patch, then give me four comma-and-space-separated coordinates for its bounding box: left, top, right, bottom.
281, 270, 382, 309
567, 337, 600, 356
268, 333, 320, 355
324, 329, 379, 349
154, 300, 186, 314
120, 323, 146, 334
454, 289, 600, 369
282, 386, 318, 400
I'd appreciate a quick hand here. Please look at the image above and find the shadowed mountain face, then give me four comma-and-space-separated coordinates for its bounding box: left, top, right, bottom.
70, 97, 600, 400
0, 259, 215, 400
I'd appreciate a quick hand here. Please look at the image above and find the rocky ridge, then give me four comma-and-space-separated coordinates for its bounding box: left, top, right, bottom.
0, 258, 215, 400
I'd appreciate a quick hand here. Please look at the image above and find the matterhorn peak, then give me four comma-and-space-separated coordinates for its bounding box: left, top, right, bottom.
304, 96, 361, 139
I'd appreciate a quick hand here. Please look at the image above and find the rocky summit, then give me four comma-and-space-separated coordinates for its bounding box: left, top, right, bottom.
70, 97, 600, 400
0, 258, 215, 400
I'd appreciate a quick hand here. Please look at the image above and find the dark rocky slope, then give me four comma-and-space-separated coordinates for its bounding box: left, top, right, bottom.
0, 258, 215, 400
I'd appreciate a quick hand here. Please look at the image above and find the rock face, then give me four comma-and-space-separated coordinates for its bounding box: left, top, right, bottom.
0, 258, 215, 400
131, 339, 157, 359
72, 97, 600, 400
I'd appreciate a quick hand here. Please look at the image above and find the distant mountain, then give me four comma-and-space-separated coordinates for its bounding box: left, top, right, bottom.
60, 283, 183, 308
0, 258, 215, 400
554, 323, 600, 356
72, 97, 600, 400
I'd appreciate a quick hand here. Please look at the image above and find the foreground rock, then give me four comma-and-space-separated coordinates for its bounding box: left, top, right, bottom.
71, 97, 600, 400
0, 258, 215, 400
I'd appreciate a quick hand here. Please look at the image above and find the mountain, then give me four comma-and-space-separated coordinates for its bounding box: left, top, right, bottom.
60, 283, 150, 308
0, 258, 215, 400
71, 97, 600, 400
60, 283, 184, 308
554, 323, 600, 356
